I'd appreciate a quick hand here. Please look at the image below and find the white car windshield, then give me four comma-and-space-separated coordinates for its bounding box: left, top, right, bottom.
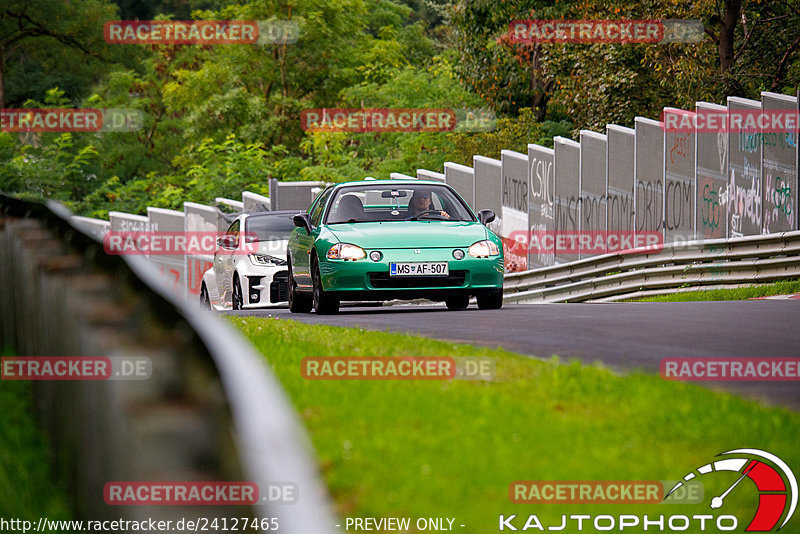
245, 214, 295, 241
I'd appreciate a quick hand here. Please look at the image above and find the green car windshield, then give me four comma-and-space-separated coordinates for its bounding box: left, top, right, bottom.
325, 184, 475, 224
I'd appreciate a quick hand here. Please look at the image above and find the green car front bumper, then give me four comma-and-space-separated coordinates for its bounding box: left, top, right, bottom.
318, 246, 504, 301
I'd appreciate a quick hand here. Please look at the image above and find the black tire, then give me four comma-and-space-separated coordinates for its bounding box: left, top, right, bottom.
288, 258, 313, 313
445, 295, 469, 310
200, 283, 211, 310
232, 275, 244, 310
312, 256, 339, 315
476, 289, 503, 310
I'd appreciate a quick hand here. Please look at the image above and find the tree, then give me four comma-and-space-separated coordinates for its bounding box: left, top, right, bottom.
450, 0, 800, 133
449, 0, 565, 119
0, 0, 120, 108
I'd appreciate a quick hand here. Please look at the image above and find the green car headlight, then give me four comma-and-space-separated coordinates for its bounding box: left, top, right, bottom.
327, 243, 366, 261
468, 240, 500, 258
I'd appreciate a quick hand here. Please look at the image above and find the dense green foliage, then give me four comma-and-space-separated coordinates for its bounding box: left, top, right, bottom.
1, 0, 798, 218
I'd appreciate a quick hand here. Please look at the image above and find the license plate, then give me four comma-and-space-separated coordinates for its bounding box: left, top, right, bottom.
390, 262, 449, 276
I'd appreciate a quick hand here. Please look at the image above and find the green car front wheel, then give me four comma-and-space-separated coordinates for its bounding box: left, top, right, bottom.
312, 256, 340, 315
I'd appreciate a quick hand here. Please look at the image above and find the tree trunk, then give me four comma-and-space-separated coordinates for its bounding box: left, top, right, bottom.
0, 51, 5, 109
719, 0, 741, 73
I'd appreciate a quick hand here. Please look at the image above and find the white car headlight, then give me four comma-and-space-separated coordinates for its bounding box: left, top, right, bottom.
249, 254, 287, 266
468, 240, 500, 258
327, 243, 366, 261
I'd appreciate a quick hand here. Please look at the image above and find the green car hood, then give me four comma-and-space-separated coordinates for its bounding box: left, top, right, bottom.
325, 221, 489, 249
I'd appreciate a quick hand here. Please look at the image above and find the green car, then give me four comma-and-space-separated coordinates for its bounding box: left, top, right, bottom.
287, 179, 504, 314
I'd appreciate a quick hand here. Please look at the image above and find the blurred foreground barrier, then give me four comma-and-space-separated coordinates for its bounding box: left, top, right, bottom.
503, 231, 800, 303
0, 194, 337, 534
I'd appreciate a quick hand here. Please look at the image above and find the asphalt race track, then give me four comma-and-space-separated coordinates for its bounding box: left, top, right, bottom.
226, 301, 800, 410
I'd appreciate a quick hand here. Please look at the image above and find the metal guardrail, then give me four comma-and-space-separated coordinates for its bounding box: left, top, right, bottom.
503, 231, 800, 303
0, 194, 337, 533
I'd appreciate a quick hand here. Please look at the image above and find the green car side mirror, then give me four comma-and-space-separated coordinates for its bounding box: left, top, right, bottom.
478, 209, 495, 225
293, 213, 313, 234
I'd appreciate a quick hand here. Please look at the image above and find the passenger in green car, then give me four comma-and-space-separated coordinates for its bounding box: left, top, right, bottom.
336, 194, 365, 222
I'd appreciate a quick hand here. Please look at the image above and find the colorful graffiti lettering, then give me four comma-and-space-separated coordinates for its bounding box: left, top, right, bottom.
701, 184, 720, 230
772, 176, 793, 217
669, 132, 689, 164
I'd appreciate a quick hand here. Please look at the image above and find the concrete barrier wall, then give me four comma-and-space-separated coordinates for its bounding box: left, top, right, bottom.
147, 207, 185, 297
110, 211, 149, 233
696, 102, 728, 239
579, 130, 607, 257
71, 216, 110, 241
444, 162, 475, 208
634, 117, 665, 238
554, 136, 580, 262
727, 96, 763, 236
606, 125, 635, 234
216, 197, 244, 217
268, 179, 325, 211
473, 155, 503, 236
416, 169, 446, 182
500, 150, 529, 272
663, 108, 696, 242
761, 92, 798, 234
242, 191, 272, 212
527, 144, 555, 268
184, 202, 220, 297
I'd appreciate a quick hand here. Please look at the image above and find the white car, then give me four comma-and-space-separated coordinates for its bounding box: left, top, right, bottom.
200, 211, 295, 310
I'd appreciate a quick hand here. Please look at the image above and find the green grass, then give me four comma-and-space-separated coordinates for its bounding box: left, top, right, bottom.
633, 279, 800, 302
0, 375, 73, 520
232, 317, 800, 534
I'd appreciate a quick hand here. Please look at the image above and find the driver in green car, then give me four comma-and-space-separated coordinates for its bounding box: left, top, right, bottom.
407, 188, 451, 219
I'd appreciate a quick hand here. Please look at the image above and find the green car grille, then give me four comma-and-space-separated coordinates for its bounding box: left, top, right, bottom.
368, 270, 467, 289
